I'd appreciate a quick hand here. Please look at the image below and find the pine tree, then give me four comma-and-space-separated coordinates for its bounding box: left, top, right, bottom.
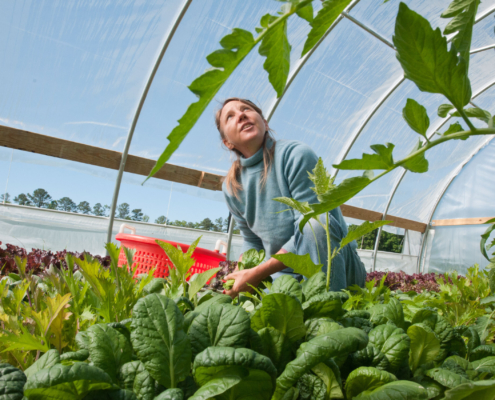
28, 188, 52, 208
14, 193, 31, 206
77, 201, 91, 214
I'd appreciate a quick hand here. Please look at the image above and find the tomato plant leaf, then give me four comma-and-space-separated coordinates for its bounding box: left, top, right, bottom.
393, 3, 471, 111
334, 143, 395, 171
340, 220, 392, 249
438, 104, 455, 117
273, 197, 312, 215
302, 0, 352, 56
451, 107, 492, 124
272, 253, 322, 278
308, 157, 335, 196
296, 2, 314, 22
259, 16, 291, 98
403, 99, 430, 137
402, 140, 429, 173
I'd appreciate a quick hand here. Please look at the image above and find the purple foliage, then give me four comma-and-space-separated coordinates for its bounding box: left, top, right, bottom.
0, 241, 111, 276
366, 270, 460, 293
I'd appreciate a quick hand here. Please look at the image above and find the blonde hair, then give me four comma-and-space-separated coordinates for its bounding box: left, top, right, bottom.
215, 98, 276, 198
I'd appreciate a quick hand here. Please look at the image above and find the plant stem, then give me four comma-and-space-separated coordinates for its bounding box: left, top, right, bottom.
309, 222, 321, 265
325, 212, 332, 291
458, 108, 477, 132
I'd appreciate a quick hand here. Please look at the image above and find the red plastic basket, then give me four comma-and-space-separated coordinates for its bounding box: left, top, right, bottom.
115, 224, 227, 279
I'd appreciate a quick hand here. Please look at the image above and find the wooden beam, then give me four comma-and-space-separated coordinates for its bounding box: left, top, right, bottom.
0, 124, 223, 191
431, 217, 495, 227
0, 124, 428, 232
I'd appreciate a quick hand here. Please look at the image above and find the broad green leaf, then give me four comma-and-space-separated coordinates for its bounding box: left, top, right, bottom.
438, 122, 465, 139
443, 380, 495, 400
393, 3, 471, 110
188, 267, 221, 300
251, 293, 306, 343
23, 362, 116, 399
302, 0, 352, 56
408, 324, 441, 373
302, 271, 327, 301
257, 327, 294, 375
131, 294, 191, 388
438, 104, 455, 117
403, 99, 430, 137
333, 143, 395, 171
470, 345, 495, 362
463, 326, 481, 357
189, 370, 247, 400
340, 220, 392, 249
60, 349, 90, 363
443, 0, 479, 70
87, 324, 133, 383
480, 219, 495, 261
305, 317, 342, 341
0, 363, 26, 400
308, 157, 334, 196
312, 360, 344, 399
193, 347, 277, 400
270, 275, 303, 303
368, 298, 405, 329
273, 327, 368, 400
271, 253, 322, 279
363, 324, 410, 372
119, 361, 155, 400
154, 388, 184, 400
24, 349, 60, 379
273, 197, 312, 215
280, 387, 299, 400
259, 16, 291, 97
402, 140, 429, 173
143, 278, 167, 295
472, 356, 495, 373
474, 315, 495, 343
76, 331, 90, 351
304, 176, 371, 231
354, 380, 428, 400
426, 368, 471, 388
296, 373, 326, 400
239, 248, 265, 270
302, 292, 345, 320
188, 303, 251, 358
451, 107, 492, 124
345, 367, 398, 399
296, 3, 314, 23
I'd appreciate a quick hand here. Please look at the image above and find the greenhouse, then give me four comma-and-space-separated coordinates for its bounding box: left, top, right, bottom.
1, 0, 495, 399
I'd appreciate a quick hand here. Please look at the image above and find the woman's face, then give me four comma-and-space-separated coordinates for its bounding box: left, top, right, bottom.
220, 100, 268, 158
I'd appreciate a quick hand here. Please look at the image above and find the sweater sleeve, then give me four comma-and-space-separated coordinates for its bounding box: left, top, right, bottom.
280, 143, 320, 254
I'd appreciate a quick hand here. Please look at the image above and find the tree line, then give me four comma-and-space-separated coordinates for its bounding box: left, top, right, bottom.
0, 189, 240, 232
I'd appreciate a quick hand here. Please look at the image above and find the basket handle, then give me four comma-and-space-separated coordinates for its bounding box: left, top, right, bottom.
119, 223, 136, 235
214, 239, 228, 255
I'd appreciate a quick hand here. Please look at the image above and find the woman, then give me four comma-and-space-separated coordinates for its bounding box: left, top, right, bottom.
216, 98, 366, 297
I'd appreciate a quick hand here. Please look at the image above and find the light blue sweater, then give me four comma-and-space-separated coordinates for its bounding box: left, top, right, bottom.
223, 138, 349, 258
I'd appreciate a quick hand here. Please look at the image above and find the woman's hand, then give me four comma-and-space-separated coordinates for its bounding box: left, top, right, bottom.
224, 267, 263, 298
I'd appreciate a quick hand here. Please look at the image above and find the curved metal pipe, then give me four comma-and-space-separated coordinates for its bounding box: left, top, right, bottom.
106, 0, 193, 245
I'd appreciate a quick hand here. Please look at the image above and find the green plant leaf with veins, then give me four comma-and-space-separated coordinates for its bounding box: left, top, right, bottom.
408, 324, 441, 373
402, 140, 429, 173
308, 157, 334, 196
272, 253, 322, 278
340, 220, 392, 249
333, 143, 395, 171
188, 267, 221, 300
403, 98, 430, 138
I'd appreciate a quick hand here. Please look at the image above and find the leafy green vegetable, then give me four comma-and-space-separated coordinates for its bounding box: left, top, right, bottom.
256, 327, 294, 375
131, 294, 191, 388
408, 323, 441, 373
333, 143, 395, 171
354, 380, 428, 400
223, 279, 235, 291
188, 303, 250, 358
442, 379, 495, 400
296, 373, 326, 400
302, 272, 327, 301
154, 388, 184, 400
88, 389, 139, 400
393, 2, 471, 111
119, 361, 155, 400
270, 275, 303, 303
345, 366, 398, 399
273, 327, 368, 399
302, 292, 344, 320
23, 362, 116, 399
251, 293, 306, 343
189, 370, 247, 400
193, 347, 277, 400
426, 367, 471, 388
312, 359, 343, 399
271, 253, 322, 279
188, 267, 221, 300
24, 349, 60, 379
304, 317, 341, 341
87, 324, 133, 383
0, 363, 26, 400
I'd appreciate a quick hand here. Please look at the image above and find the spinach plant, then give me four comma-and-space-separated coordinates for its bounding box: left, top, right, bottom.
223, 248, 266, 290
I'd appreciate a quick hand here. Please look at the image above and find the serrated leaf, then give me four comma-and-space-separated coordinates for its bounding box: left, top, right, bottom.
438, 104, 455, 117
296, 3, 314, 22
340, 220, 392, 249
334, 143, 395, 171
308, 157, 334, 196
403, 99, 430, 137
273, 197, 312, 215
271, 253, 322, 278
259, 16, 291, 98
393, 3, 471, 110
156, 240, 195, 278
188, 267, 221, 301
302, 0, 352, 56
402, 140, 429, 173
